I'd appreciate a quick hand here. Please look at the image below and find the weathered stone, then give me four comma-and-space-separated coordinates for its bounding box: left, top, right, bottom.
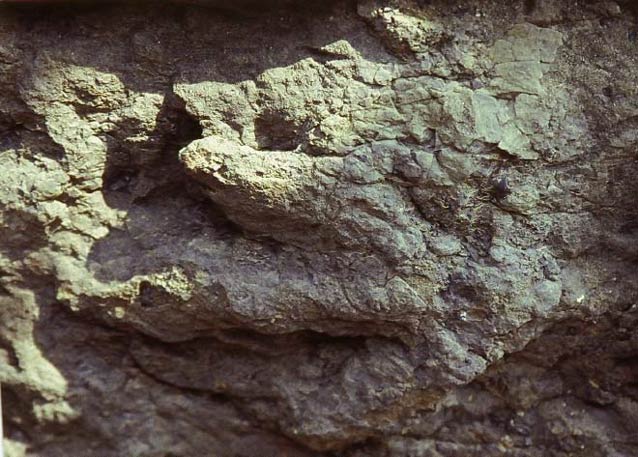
1, 1, 637, 456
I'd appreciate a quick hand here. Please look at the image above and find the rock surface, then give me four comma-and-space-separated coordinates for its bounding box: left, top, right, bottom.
1, 0, 637, 456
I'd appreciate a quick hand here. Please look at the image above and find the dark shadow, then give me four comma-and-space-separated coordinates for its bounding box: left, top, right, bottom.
89, 87, 247, 283
100, 90, 203, 210
254, 109, 309, 151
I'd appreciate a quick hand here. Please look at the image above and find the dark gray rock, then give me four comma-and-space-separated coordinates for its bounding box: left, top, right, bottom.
1, 1, 637, 456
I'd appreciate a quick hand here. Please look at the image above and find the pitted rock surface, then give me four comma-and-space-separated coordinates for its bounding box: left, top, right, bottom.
1, 1, 638, 456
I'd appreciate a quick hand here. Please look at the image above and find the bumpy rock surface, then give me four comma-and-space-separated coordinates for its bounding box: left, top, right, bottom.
1, 0, 637, 456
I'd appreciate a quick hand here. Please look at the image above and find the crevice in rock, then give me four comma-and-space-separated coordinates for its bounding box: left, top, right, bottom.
99, 86, 246, 241
0, 338, 19, 369
254, 110, 308, 151
162, 90, 204, 150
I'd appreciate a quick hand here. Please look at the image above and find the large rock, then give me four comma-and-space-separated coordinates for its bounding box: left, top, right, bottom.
1, 0, 637, 456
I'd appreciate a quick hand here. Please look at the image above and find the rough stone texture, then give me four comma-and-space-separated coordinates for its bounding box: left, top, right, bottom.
1, 0, 637, 456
